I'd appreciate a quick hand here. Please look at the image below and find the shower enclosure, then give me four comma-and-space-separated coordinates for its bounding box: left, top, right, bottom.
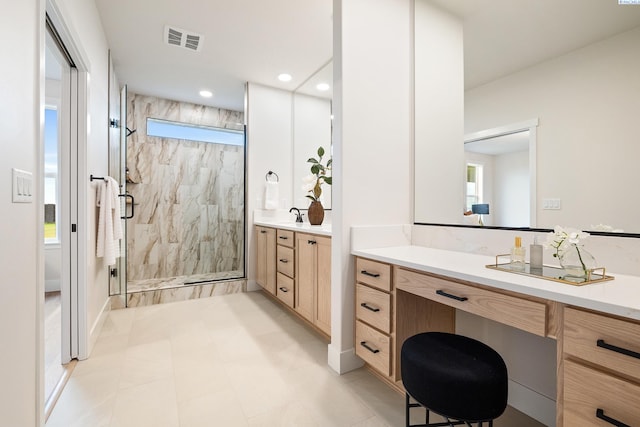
110, 90, 246, 306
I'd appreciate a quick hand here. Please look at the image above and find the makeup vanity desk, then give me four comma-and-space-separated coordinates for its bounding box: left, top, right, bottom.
352, 245, 640, 427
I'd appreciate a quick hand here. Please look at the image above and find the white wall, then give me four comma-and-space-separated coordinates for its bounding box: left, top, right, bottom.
414, 1, 464, 223
292, 93, 332, 208
494, 150, 529, 227
330, 0, 413, 372
246, 83, 294, 290
0, 0, 41, 424
466, 27, 640, 232
45, 246, 62, 292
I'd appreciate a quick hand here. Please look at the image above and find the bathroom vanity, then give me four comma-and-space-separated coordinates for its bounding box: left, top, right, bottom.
353, 246, 640, 427
255, 222, 332, 337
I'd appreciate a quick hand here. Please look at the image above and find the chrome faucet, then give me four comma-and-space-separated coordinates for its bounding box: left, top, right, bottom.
289, 207, 303, 223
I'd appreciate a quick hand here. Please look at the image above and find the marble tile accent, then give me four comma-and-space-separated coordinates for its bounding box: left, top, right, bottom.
121, 279, 246, 308
126, 93, 245, 286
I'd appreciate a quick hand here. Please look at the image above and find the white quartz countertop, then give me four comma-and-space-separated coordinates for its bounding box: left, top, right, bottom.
352, 245, 640, 321
254, 220, 332, 236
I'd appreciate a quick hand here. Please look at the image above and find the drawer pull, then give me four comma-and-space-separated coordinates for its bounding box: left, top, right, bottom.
279, 236, 288, 240
360, 302, 380, 312
596, 408, 630, 427
597, 339, 640, 360
279, 259, 289, 263
260, 230, 266, 234
360, 341, 380, 354
279, 287, 289, 293
308, 240, 317, 245
436, 289, 468, 302
361, 270, 380, 278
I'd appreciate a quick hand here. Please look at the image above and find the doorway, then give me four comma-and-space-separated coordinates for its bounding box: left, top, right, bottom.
43, 14, 80, 418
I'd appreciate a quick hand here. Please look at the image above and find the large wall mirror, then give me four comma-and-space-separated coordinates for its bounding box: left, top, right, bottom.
415, 0, 640, 234
292, 60, 333, 209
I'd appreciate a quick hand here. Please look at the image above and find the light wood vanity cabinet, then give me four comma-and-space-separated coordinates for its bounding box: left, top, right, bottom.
354, 258, 394, 378
275, 229, 295, 308
256, 225, 331, 337
562, 307, 640, 426
255, 226, 276, 295
295, 232, 331, 336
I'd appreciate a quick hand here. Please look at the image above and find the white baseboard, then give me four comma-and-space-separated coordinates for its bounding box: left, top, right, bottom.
508, 379, 556, 426
327, 344, 365, 374
86, 297, 111, 359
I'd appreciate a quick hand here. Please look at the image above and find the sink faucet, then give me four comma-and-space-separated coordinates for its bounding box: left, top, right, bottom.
289, 207, 303, 223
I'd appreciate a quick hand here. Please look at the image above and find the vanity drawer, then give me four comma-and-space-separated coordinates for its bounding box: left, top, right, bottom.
277, 229, 295, 248
564, 307, 640, 382
355, 320, 391, 376
395, 268, 547, 337
356, 284, 392, 333
564, 359, 640, 426
276, 272, 295, 308
356, 258, 392, 292
276, 245, 294, 277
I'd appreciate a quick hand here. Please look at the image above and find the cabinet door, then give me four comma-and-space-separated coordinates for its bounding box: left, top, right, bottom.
314, 235, 331, 335
256, 226, 276, 294
295, 233, 316, 322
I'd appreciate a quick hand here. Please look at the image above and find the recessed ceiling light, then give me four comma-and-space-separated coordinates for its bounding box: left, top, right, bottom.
278, 73, 292, 82
199, 90, 213, 98
316, 83, 330, 91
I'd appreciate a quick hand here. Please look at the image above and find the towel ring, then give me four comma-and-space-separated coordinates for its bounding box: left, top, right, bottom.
266, 171, 279, 182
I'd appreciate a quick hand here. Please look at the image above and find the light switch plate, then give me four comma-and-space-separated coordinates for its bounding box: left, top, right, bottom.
12, 168, 33, 203
542, 198, 561, 210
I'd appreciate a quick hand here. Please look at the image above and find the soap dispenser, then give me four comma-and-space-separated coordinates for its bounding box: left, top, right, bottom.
511, 236, 526, 268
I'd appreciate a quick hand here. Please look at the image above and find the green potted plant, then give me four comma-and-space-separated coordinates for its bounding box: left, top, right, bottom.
303, 146, 332, 225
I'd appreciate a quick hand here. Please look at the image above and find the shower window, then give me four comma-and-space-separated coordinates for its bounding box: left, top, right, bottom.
146, 118, 244, 146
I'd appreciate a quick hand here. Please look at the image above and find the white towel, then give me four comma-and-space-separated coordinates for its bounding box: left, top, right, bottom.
264, 181, 279, 210
96, 176, 123, 265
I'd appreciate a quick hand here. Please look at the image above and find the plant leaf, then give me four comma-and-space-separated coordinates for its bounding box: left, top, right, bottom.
307, 158, 318, 163
311, 164, 320, 175
306, 195, 316, 201
326, 159, 332, 168
323, 177, 332, 185
317, 146, 325, 157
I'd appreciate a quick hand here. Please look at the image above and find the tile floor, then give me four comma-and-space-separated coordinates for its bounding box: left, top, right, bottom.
46, 292, 545, 427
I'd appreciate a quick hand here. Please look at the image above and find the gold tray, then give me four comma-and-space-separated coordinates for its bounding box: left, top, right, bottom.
486, 254, 614, 286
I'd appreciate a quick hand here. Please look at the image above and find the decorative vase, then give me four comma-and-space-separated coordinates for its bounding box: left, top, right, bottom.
307, 201, 324, 225
558, 244, 596, 280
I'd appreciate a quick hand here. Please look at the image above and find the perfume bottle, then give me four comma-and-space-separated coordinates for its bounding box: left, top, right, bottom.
529, 236, 543, 271
511, 236, 526, 267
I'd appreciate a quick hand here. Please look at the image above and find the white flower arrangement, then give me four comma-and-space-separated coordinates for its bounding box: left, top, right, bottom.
544, 226, 590, 259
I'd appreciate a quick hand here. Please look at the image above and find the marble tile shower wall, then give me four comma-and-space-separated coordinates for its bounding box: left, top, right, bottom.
126, 93, 245, 285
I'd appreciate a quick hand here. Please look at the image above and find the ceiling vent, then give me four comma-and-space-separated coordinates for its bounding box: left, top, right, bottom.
164, 25, 203, 52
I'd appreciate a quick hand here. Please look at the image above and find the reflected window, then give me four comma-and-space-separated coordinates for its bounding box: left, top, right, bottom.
44, 107, 59, 243
466, 163, 483, 211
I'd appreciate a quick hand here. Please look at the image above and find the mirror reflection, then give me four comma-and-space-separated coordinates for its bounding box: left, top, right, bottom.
415, 0, 640, 234
292, 60, 333, 209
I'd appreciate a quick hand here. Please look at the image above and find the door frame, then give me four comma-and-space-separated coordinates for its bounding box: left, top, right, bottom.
39, 0, 90, 419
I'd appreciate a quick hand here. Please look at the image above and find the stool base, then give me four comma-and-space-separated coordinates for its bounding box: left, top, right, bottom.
406, 393, 495, 427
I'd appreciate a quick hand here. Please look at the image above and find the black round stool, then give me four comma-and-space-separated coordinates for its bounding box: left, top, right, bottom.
401, 332, 508, 427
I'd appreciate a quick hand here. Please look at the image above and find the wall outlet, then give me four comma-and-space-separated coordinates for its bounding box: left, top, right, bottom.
12, 168, 33, 203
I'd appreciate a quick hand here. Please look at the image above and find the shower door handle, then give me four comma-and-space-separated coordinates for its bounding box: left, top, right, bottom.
119, 194, 135, 219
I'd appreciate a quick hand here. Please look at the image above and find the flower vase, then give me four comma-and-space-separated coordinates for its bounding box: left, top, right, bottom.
558, 244, 596, 280
308, 201, 324, 225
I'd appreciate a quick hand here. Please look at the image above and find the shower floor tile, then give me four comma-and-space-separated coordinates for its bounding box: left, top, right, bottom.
46, 292, 546, 427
